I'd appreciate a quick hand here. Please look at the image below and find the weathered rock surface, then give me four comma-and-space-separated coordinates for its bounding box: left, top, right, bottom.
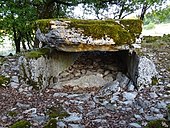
36, 19, 142, 52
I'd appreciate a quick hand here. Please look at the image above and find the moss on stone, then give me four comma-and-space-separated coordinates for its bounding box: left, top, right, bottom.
43, 118, 57, 128
151, 77, 158, 85
68, 19, 142, 45
10, 120, 31, 128
8, 111, 18, 117
25, 48, 50, 59
120, 19, 143, 38
145, 119, 170, 128
0, 75, 10, 87
35, 18, 142, 45
167, 104, 170, 121
0, 57, 6, 66
47, 105, 70, 119
35, 19, 55, 33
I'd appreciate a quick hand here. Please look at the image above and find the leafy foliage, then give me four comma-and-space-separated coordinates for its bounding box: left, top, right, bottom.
144, 5, 170, 25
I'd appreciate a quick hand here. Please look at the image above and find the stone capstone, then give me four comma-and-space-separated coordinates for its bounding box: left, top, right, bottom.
36, 19, 142, 52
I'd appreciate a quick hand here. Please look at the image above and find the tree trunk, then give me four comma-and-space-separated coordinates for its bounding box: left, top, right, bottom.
140, 4, 148, 20
13, 26, 21, 53
118, 2, 125, 19
22, 40, 27, 50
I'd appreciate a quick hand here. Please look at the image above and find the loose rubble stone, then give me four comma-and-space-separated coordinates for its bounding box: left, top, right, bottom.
64, 113, 82, 123
53, 93, 68, 97
129, 123, 142, 128
123, 92, 138, 101
10, 82, 19, 88
16, 103, 30, 109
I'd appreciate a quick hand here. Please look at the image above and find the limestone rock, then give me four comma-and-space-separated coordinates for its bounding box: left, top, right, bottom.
62, 74, 106, 88
129, 123, 142, 128
123, 92, 138, 101
137, 56, 158, 86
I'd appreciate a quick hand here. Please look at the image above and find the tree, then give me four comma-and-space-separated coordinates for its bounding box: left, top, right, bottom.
80, 0, 166, 20
144, 5, 170, 24
0, 0, 80, 53
0, 0, 37, 53
137, 0, 166, 20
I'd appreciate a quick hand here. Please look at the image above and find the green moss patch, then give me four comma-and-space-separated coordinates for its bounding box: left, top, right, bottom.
35, 19, 56, 33
167, 104, 170, 121
145, 119, 170, 128
43, 118, 57, 128
120, 19, 143, 39
0, 57, 6, 66
0, 75, 10, 87
47, 105, 70, 119
8, 111, 18, 117
25, 48, 51, 59
10, 120, 31, 128
151, 77, 158, 85
68, 19, 142, 45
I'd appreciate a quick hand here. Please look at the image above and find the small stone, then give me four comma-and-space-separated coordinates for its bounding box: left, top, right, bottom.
104, 70, 110, 76
10, 82, 19, 88
149, 92, 158, 98
134, 114, 142, 120
32, 114, 47, 124
68, 124, 85, 128
167, 83, 170, 88
103, 75, 113, 82
86, 70, 92, 75
145, 115, 157, 121
11, 76, 19, 83
92, 119, 107, 123
57, 121, 67, 128
139, 108, 144, 114
155, 114, 164, 119
123, 100, 133, 105
81, 69, 86, 74
150, 107, 160, 113
157, 101, 167, 109
119, 120, 126, 125
102, 80, 119, 93
129, 123, 142, 128
64, 113, 82, 123
74, 72, 81, 77
110, 95, 119, 103
123, 92, 138, 101
101, 101, 109, 106
128, 84, 135, 91
16, 102, 30, 109
53, 93, 68, 97
19, 88, 24, 92
104, 103, 117, 110
97, 69, 104, 73
23, 108, 37, 114
73, 86, 79, 91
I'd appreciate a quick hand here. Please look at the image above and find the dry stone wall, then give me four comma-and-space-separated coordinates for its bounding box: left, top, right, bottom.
19, 51, 125, 89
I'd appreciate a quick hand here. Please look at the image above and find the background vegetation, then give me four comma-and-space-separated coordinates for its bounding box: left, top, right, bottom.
0, 0, 169, 53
